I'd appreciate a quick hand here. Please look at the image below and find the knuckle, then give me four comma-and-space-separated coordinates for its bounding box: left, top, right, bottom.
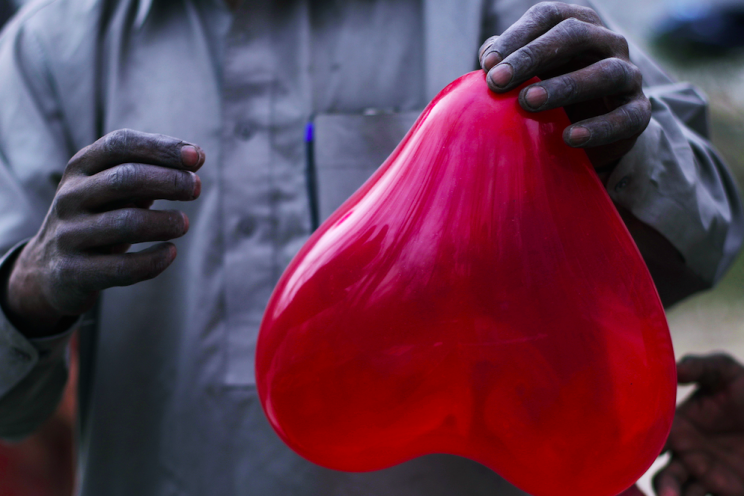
533, 2, 562, 16
529, 2, 564, 28
626, 62, 643, 88
616, 101, 651, 137
633, 99, 652, 127
594, 119, 615, 141
575, 5, 602, 25
684, 452, 711, 475
639, 96, 652, 120
598, 26, 630, 58
154, 133, 175, 153
110, 209, 139, 236
605, 58, 633, 88
51, 183, 77, 218
612, 31, 630, 56
479, 36, 498, 57
54, 223, 78, 248
712, 353, 737, 368
171, 170, 190, 196
513, 45, 538, 73
108, 163, 140, 192
135, 252, 170, 282
556, 17, 590, 44
151, 251, 172, 275
112, 255, 158, 286
67, 144, 94, 171
561, 16, 583, 30
49, 257, 76, 290
679, 354, 699, 363
618, 105, 643, 133
49, 197, 66, 220
114, 258, 136, 284
103, 128, 135, 156
557, 75, 580, 100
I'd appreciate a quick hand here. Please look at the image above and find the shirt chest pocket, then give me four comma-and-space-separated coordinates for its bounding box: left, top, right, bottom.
225, 110, 422, 387
312, 111, 422, 224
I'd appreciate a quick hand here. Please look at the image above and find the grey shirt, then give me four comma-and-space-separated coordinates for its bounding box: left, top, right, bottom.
0, 0, 740, 495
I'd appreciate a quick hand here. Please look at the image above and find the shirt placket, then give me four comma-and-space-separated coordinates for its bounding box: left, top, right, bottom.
220, 0, 312, 386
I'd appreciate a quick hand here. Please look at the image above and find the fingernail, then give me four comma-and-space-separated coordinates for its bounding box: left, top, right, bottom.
191, 172, 201, 199
181, 212, 190, 234
482, 51, 502, 69
181, 145, 201, 168
568, 127, 591, 146
489, 64, 513, 88
524, 86, 548, 109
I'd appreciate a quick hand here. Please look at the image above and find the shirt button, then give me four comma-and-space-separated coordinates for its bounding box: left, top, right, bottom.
235, 122, 254, 141
238, 217, 256, 237
614, 175, 631, 192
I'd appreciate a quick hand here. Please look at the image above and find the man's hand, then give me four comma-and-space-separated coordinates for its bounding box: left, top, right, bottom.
654, 354, 744, 496
0, 129, 205, 338
479, 2, 652, 170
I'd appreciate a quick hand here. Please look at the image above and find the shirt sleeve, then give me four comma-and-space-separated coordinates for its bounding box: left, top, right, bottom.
605, 40, 744, 285
0, 4, 79, 440
0, 242, 77, 441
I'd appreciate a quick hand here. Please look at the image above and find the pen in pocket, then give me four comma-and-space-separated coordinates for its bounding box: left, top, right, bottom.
305, 119, 319, 231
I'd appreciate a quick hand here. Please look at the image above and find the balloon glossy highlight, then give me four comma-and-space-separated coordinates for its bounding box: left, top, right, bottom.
256, 71, 676, 496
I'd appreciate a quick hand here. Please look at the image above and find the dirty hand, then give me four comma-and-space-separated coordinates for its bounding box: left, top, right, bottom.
654, 354, 744, 496
0, 129, 204, 337
479, 1, 652, 170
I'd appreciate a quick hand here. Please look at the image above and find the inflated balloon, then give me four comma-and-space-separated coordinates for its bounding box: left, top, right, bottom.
256, 71, 676, 496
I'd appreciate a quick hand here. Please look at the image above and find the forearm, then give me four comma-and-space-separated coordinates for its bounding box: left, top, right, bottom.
0, 243, 74, 440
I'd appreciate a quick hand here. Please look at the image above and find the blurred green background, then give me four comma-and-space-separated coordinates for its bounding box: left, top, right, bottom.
600, 0, 744, 490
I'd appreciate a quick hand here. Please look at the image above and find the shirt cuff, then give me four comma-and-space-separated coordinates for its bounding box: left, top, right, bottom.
0, 241, 77, 398
606, 113, 720, 284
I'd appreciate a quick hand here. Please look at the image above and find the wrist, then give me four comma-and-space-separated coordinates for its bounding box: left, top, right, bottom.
0, 242, 70, 338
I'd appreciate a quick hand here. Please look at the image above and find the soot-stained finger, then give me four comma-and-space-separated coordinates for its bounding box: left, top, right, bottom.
563, 96, 651, 148
677, 354, 744, 389
680, 451, 715, 481
681, 481, 708, 496
83, 242, 177, 291
653, 459, 690, 496
77, 163, 201, 209
519, 58, 641, 112
480, 2, 604, 71
487, 19, 629, 92
67, 129, 205, 176
665, 416, 718, 456
684, 450, 744, 496
68, 208, 189, 249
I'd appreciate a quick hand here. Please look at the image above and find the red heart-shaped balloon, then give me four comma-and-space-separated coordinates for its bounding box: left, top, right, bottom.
256, 71, 676, 496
